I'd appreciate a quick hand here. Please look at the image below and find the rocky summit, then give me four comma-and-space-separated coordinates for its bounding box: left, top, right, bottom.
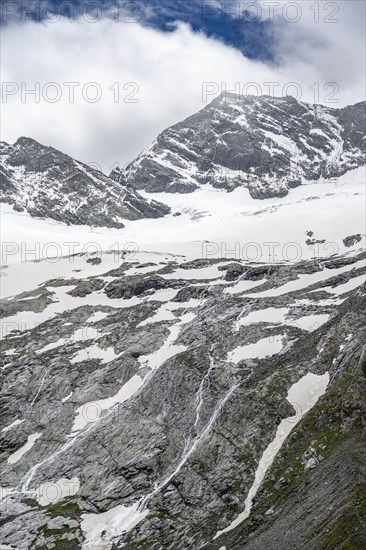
113, 94, 366, 199
0, 95, 365, 550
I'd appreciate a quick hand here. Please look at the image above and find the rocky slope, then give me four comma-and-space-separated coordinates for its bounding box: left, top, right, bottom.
113, 94, 366, 198
0, 249, 365, 549
0, 138, 170, 228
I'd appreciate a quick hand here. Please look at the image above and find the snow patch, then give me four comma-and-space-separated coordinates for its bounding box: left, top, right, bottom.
70, 344, 119, 365
1, 419, 25, 433
31, 477, 80, 506
81, 502, 149, 550
321, 273, 365, 295
86, 311, 110, 323
62, 392, 73, 403
7, 433, 42, 465
228, 335, 284, 363
225, 279, 267, 295
71, 375, 145, 433
214, 372, 329, 538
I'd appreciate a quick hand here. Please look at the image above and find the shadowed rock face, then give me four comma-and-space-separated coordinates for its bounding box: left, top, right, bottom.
0, 250, 365, 549
114, 95, 366, 198
0, 137, 170, 228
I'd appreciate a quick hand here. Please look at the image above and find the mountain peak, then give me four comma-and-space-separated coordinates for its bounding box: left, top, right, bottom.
15, 136, 41, 146
0, 139, 170, 227
212, 91, 296, 104
122, 97, 365, 198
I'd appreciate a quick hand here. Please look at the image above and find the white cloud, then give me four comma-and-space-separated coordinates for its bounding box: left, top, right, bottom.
258, 0, 366, 90
1, 2, 364, 171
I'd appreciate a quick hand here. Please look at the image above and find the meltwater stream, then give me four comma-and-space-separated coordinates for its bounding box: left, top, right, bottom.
193, 354, 216, 430
139, 364, 238, 511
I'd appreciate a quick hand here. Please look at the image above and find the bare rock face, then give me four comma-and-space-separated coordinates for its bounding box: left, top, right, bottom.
0, 250, 365, 549
343, 234, 363, 248
0, 137, 170, 228
114, 94, 365, 198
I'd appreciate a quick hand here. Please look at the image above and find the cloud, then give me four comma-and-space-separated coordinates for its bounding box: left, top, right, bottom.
1, 2, 364, 171
258, 0, 366, 90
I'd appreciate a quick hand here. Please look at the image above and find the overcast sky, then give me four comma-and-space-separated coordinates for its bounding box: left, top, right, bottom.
1, 0, 365, 172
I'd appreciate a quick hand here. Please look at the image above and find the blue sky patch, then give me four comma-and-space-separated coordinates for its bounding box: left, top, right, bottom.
1, 0, 274, 60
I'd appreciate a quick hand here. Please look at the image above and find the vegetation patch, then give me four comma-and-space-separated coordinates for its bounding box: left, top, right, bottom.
147, 508, 181, 521
312, 488, 366, 549
129, 535, 155, 548
46, 500, 82, 521
248, 372, 360, 520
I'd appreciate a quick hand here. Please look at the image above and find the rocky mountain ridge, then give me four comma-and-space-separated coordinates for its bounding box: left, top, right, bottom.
1, 96, 365, 229
114, 94, 366, 199
0, 137, 170, 228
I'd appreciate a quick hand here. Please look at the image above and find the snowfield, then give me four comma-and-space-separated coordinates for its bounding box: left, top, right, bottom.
1, 166, 365, 298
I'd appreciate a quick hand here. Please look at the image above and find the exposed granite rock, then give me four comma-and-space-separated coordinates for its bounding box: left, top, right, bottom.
218, 262, 246, 281
67, 278, 105, 298
104, 275, 183, 299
